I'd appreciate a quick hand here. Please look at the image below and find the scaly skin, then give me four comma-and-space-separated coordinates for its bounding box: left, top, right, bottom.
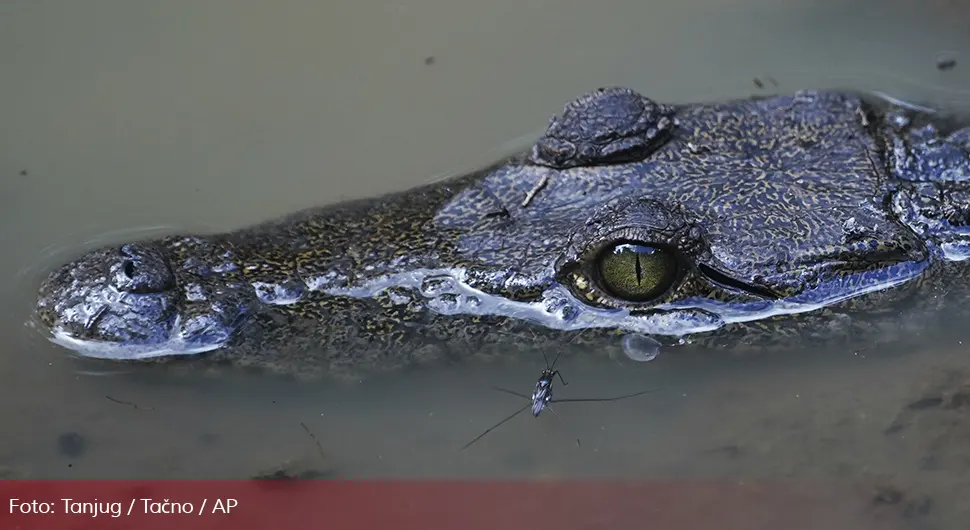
33, 87, 970, 378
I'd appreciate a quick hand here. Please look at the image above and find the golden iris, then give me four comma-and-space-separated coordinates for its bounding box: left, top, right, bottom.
597, 242, 678, 301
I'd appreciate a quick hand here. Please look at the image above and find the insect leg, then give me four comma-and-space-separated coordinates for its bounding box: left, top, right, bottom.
552, 389, 656, 403
460, 404, 530, 451
492, 386, 531, 400
545, 405, 582, 448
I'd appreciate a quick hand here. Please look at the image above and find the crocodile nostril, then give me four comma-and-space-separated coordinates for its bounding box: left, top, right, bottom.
112, 243, 176, 293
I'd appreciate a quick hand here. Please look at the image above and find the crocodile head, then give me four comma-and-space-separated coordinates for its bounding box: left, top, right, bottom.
35, 237, 255, 360
33, 87, 970, 375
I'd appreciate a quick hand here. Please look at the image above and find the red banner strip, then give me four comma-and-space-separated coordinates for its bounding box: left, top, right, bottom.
0, 480, 910, 530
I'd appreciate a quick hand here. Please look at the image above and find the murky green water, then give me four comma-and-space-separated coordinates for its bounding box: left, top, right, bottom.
3, 0, 970, 527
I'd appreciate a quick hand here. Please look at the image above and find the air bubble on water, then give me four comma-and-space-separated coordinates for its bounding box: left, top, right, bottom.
430, 293, 460, 312
420, 275, 459, 297
386, 289, 411, 305
622, 333, 661, 362
941, 241, 970, 262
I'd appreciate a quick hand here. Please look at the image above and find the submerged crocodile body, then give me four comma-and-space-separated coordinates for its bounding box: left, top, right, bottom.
33, 87, 970, 377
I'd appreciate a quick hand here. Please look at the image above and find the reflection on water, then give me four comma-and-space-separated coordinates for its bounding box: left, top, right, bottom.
2, 0, 970, 527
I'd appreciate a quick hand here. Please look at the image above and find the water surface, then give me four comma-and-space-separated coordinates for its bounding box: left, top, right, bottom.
2, 0, 970, 527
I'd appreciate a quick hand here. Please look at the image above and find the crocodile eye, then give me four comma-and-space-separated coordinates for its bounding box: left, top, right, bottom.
596, 242, 678, 301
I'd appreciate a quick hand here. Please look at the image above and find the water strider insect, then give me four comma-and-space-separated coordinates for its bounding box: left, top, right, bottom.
460, 347, 655, 450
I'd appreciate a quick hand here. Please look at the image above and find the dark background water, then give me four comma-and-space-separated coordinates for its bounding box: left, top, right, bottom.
2, 0, 970, 527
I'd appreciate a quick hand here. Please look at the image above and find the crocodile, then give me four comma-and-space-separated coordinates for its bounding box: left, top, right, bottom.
32, 87, 970, 378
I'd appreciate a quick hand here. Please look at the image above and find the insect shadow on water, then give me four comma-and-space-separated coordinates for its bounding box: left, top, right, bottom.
461, 333, 655, 450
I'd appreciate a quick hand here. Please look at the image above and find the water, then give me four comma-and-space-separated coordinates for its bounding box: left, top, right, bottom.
3, 0, 970, 527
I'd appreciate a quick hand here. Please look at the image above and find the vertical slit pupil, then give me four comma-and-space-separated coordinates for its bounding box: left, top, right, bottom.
123, 261, 135, 278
